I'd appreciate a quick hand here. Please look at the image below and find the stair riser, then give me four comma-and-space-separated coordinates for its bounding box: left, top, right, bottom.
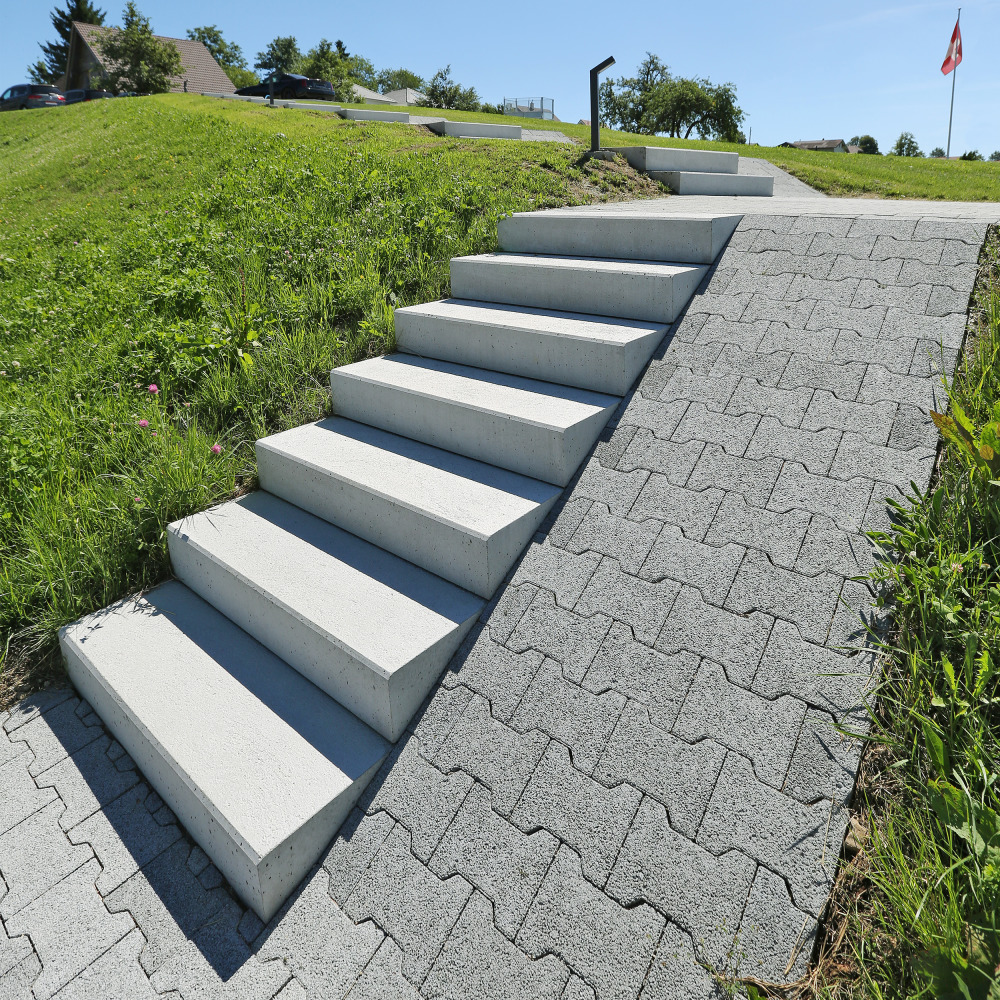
609, 145, 739, 174
394, 305, 662, 395
450, 258, 706, 323
339, 108, 409, 122
330, 369, 615, 486
497, 214, 740, 263
256, 441, 557, 597
650, 171, 774, 196
427, 120, 521, 139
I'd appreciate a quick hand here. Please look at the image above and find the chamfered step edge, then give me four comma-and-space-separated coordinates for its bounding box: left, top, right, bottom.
59, 581, 389, 921
256, 417, 562, 597
167, 490, 483, 742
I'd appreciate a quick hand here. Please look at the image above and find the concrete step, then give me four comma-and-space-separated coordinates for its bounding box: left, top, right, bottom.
330, 354, 618, 485
256, 418, 561, 598
338, 108, 409, 123
59, 581, 389, 922
395, 298, 666, 395
450, 252, 707, 323
650, 171, 774, 197
497, 211, 740, 264
426, 120, 522, 140
609, 145, 739, 174
167, 491, 483, 742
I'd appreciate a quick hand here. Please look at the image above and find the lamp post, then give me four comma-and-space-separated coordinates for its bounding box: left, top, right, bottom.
590, 56, 615, 153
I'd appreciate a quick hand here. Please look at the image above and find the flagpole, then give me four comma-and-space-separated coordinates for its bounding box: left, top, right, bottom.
946, 7, 960, 158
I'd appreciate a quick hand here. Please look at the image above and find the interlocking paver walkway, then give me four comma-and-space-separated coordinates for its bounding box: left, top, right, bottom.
1, 196, 997, 999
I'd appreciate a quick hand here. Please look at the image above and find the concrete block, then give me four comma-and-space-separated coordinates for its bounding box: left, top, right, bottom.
574, 459, 651, 515
9, 697, 102, 777
566, 504, 660, 577
797, 514, 875, 577
338, 107, 409, 122
927, 283, 972, 316
395, 299, 666, 395
331, 355, 618, 487
431, 785, 559, 938
450, 253, 708, 324
517, 846, 663, 1000
630, 478, 724, 541
695, 315, 769, 352
257, 417, 560, 598
324, 807, 395, 906
872, 235, 943, 264
778, 355, 868, 399
426, 119, 522, 139
789, 274, 860, 306
857, 365, 945, 410
655, 366, 741, 410
899, 259, 977, 293
60, 583, 389, 920
607, 145, 739, 174
426, 892, 568, 999
596, 702, 727, 838
0, 952, 41, 998
498, 210, 741, 263
651, 171, 773, 196
606, 797, 755, 968
888, 404, 938, 451
617, 394, 690, 440
168, 492, 482, 741
852, 277, 931, 311
1, 686, 73, 735
704, 492, 810, 570
671, 402, 759, 455
709, 343, 790, 386
829, 255, 903, 284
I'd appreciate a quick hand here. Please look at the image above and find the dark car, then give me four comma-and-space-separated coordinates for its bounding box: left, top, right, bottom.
64, 89, 114, 105
0, 84, 66, 111
235, 73, 335, 101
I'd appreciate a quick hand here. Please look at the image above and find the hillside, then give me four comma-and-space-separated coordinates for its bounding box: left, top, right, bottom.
0, 94, 664, 705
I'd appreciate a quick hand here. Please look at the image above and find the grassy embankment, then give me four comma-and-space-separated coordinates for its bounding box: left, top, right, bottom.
0, 93, 664, 706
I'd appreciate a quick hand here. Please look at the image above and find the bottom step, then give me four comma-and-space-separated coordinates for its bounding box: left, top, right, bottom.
59, 582, 389, 921
649, 171, 774, 196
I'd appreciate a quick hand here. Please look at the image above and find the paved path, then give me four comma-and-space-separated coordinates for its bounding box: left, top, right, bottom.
1, 198, 996, 999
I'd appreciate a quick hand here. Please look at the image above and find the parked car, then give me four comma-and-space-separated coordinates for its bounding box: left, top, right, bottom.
64, 89, 114, 104
0, 84, 66, 111
235, 73, 335, 101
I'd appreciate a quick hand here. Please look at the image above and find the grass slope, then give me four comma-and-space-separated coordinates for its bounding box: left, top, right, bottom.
0, 93, 664, 705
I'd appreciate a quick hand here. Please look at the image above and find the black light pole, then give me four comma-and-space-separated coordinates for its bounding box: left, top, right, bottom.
590, 56, 615, 153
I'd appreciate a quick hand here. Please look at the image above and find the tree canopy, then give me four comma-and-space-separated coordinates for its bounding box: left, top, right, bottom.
598, 54, 745, 142
376, 68, 425, 94
417, 66, 481, 112
930, 146, 947, 158
959, 150, 984, 161
95, 2, 181, 94
890, 132, 922, 157
253, 36, 301, 75
850, 134, 880, 155
990, 151, 1000, 162
28, 0, 106, 84
187, 25, 256, 88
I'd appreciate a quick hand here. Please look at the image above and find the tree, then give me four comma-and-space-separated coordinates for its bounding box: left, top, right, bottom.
348, 55, 377, 91
417, 66, 481, 112
254, 36, 301, 75
890, 132, 922, 156
598, 53, 744, 141
960, 150, 984, 161
930, 146, 947, 158
376, 68, 425, 94
28, 0, 106, 84
186, 25, 255, 88
95, 3, 181, 94
990, 151, 1000, 162
299, 39, 341, 82
849, 134, 880, 154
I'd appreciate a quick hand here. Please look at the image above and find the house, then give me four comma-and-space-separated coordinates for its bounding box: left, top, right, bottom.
779, 139, 850, 153
62, 21, 235, 94
382, 87, 426, 106
350, 83, 394, 105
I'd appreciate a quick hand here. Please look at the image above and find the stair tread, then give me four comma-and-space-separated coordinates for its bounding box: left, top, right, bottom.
461, 252, 704, 275
332, 355, 618, 427
168, 491, 483, 679
397, 299, 666, 346
257, 417, 560, 540
60, 581, 388, 860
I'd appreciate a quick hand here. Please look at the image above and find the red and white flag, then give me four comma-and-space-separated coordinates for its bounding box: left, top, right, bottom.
942, 19, 963, 74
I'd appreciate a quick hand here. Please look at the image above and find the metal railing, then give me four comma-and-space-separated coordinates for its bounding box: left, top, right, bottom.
502, 97, 554, 119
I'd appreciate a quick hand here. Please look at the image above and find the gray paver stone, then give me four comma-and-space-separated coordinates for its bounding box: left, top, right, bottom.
888, 404, 938, 451
796, 514, 876, 578
563, 973, 598, 1000
657, 585, 773, 687
882, 307, 965, 347
639, 922, 726, 1000
0, 901, 32, 978
639, 523, 744, 607
750, 231, 813, 255
769, 462, 874, 532
704, 493, 809, 570
8, 699, 103, 778
778, 355, 867, 400
545, 498, 593, 548
725, 269, 796, 297
606, 796, 753, 968
511, 742, 640, 886
517, 846, 663, 1000
686, 292, 751, 323
619, 429, 704, 486
434, 694, 548, 815
788, 273, 859, 306
575, 560, 679, 646
655, 367, 740, 411
0, 953, 42, 999
583, 622, 699, 731
0, 800, 93, 919
743, 296, 817, 329
671, 403, 758, 456
566, 505, 661, 582
361, 737, 472, 863
851, 278, 931, 311
927, 283, 970, 316
857, 365, 944, 409
800, 389, 895, 445
746, 415, 841, 475
596, 702, 726, 838
425, 892, 568, 1000
790, 216, 854, 237
51, 928, 158, 1000
324, 808, 396, 906
431, 783, 558, 939
898, 259, 976, 293
725, 378, 813, 427
345, 824, 473, 984
616, 396, 689, 442
910, 343, 961, 379
709, 344, 790, 387
807, 234, 876, 260
409, 685, 475, 757
673, 659, 807, 788
914, 219, 985, 243
872, 235, 942, 264
828, 255, 902, 284
686, 444, 782, 508
629, 478, 724, 542
345, 938, 421, 1000
1, 687, 73, 736
847, 217, 916, 240
830, 329, 915, 374
830, 432, 935, 491
694, 316, 769, 352
484, 584, 539, 646
511, 541, 602, 609
784, 708, 866, 806
698, 753, 844, 916
4, 858, 134, 1000
806, 302, 887, 338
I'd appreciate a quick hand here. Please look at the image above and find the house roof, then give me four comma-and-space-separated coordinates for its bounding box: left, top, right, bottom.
72, 21, 236, 94
382, 87, 425, 106
350, 83, 393, 104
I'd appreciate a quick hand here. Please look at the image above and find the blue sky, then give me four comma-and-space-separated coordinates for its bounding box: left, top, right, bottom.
2, 0, 998, 154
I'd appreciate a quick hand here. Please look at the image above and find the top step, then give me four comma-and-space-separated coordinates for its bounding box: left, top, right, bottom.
608, 145, 739, 174
426, 120, 522, 140
339, 108, 409, 123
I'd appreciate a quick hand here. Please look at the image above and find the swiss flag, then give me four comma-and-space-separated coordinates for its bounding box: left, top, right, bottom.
942, 20, 963, 74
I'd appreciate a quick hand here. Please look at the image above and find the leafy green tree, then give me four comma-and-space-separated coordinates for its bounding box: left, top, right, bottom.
376, 68, 425, 94
960, 150, 984, 161
348, 55, 377, 91
254, 36, 301, 75
299, 39, 341, 81
186, 25, 255, 89
990, 151, 1000, 162
930, 146, 947, 158
95, 2, 181, 94
851, 134, 880, 154
28, 0, 106, 84
598, 53, 744, 141
417, 66, 481, 111
890, 132, 922, 157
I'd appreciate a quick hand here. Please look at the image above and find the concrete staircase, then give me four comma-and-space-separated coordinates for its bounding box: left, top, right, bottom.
610, 145, 774, 197
59, 206, 738, 920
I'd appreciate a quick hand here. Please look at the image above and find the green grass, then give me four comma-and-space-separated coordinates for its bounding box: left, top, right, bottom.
338, 100, 1000, 201
0, 93, 665, 705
